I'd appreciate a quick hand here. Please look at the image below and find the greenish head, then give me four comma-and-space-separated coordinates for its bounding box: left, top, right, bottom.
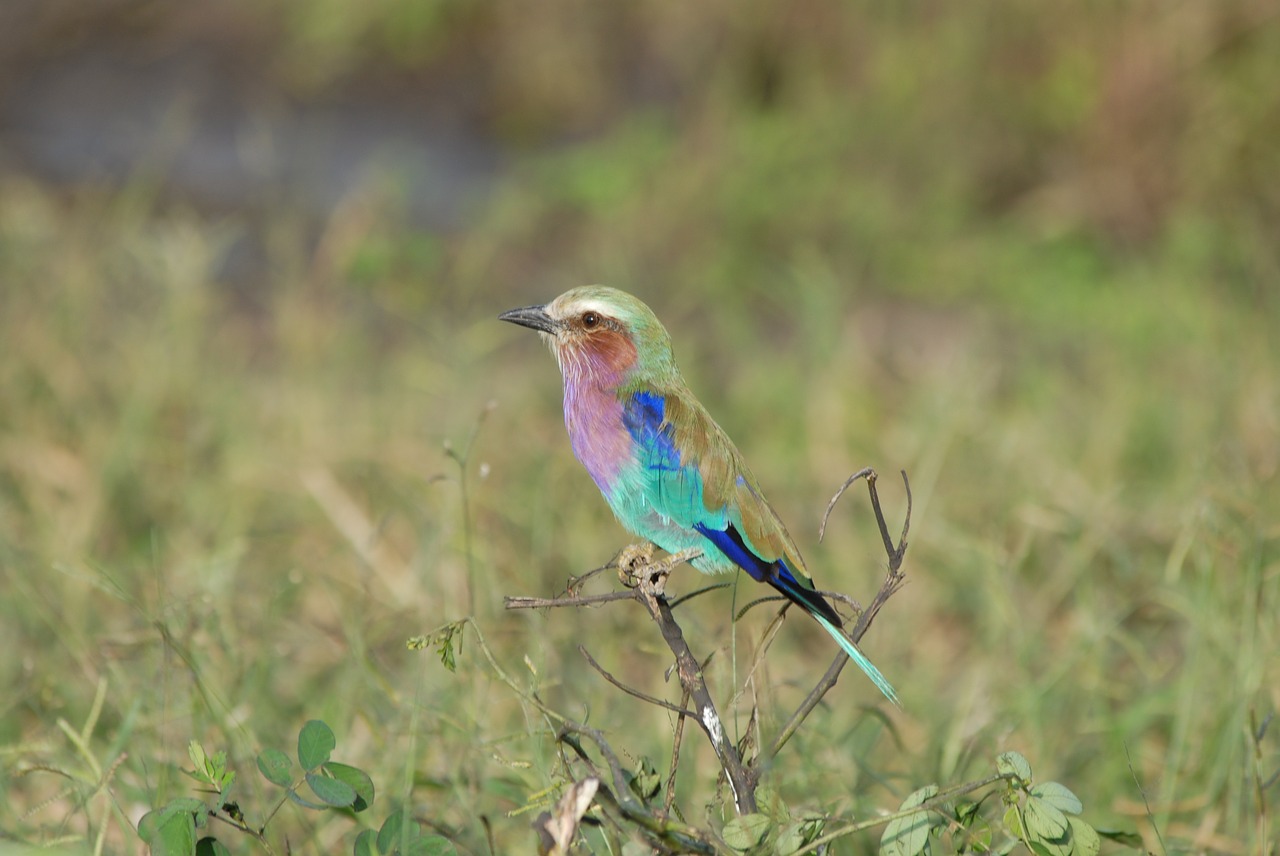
498, 286, 679, 386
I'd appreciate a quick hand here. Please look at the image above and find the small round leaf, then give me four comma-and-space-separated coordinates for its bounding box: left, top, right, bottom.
722, 813, 772, 851
257, 748, 294, 787
1029, 782, 1083, 816
405, 836, 457, 856
1024, 797, 1068, 840
1069, 817, 1101, 856
306, 771, 358, 807
353, 829, 379, 856
325, 762, 375, 812
298, 720, 337, 770
138, 804, 197, 856
197, 836, 232, 856
996, 752, 1032, 783
378, 809, 421, 853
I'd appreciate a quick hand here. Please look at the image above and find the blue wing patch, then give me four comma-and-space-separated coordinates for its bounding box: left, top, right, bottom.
622, 391, 681, 473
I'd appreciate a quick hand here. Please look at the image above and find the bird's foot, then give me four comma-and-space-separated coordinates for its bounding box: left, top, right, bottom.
618, 546, 703, 601
616, 542, 656, 589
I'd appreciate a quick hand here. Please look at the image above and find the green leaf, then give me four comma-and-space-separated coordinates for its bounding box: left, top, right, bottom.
257, 748, 294, 787
196, 836, 232, 856
996, 752, 1032, 784
1030, 782, 1083, 816
965, 815, 993, 852
775, 811, 824, 854
287, 788, 331, 811
353, 829, 380, 856
138, 803, 197, 856
298, 720, 337, 770
325, 762, 375, 812
378, 809, 422, 853
405, 836, 456, 856
753, 784, 790, 824
629, 757, 661, 801
433, 623, 463, 672
880, 786, 938, 856
1069, 817, 1101, 856
722, 813, 772, 851
188, 741, 209, 778
1023, 796, 1072, 856
774, 822, 805, 855
307, 770, 358, 807
901, 785, 939, 810
1023, 796, 1069, 841
1002, 804, 1025, 841
1096, 828, 1145, 848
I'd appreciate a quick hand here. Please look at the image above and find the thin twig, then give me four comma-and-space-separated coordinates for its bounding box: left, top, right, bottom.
631, 550, 759, 816
504, 590, 635, 610
664, 652, 704, 818
556, 721, 723, 854
579, 645, 697, 719
766, 469, 912, 762
819, 467, 875, 543
792, 771, 1015, 855
667, 581, 734, 610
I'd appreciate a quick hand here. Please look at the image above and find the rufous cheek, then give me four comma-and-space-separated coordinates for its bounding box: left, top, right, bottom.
584, 328, 638, 375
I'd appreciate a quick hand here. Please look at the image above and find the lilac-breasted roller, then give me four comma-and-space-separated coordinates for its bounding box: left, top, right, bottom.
499, 286, 898, 705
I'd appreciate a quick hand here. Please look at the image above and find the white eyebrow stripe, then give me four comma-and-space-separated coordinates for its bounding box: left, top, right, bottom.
550, 297, 618, 321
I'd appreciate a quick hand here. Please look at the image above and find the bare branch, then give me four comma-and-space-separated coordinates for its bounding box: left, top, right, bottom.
556, 721, 723, 854
667, 581, 734, 610
504, 590, 635, 610
579, 645, 697, 719
504, 546, 758, 815
818, 466, 875, 543
628, 549, 759, 816
766, 469, 913, 762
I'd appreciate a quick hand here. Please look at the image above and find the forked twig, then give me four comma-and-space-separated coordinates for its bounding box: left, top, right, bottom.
506, 547, 759, 815
505, 467, 912, 815
766, 469, 912, 762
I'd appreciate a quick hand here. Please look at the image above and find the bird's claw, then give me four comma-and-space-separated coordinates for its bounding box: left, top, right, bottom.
616, 542, 656, 588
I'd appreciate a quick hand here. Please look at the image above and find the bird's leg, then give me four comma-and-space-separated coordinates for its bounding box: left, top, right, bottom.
637, 548, 702, 600
615, 542, 656, 589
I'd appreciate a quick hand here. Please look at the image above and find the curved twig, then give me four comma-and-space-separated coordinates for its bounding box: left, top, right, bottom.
579, 645, 698, 719
765, 469, 912, 762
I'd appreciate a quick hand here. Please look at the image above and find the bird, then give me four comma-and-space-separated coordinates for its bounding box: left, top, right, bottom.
499, 286, 899, 705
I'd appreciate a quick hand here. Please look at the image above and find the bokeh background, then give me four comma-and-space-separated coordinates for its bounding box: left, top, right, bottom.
2, 1, 1277, 852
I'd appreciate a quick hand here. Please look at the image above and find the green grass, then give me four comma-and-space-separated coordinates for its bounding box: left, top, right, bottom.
3, 3, 1278, 853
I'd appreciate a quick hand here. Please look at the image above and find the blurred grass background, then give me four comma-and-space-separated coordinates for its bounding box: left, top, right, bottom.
1, 0, 1277, 852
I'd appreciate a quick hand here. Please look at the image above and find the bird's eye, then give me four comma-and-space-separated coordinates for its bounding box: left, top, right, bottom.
582, 311, 600, 328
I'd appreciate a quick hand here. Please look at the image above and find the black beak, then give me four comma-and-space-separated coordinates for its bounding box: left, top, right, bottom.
498, 304, 559, 335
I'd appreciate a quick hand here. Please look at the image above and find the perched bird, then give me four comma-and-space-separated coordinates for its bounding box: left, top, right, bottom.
499, 286, 898, 705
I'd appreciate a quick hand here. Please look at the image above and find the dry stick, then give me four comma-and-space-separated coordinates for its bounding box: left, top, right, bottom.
764, 469, 912, 764
504, 590, 635, 609
663, 650, 706, 818
557, 721, 721, 854
579, 645, 696, 719
506, 548, 759, 816
630, 550, 759, 816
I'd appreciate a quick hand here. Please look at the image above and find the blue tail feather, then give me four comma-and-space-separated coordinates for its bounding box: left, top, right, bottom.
773, 575, 901, 707
694, 521, 900, 706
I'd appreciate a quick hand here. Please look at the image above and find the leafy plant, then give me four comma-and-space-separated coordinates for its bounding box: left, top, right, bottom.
138, 720, 392, 855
